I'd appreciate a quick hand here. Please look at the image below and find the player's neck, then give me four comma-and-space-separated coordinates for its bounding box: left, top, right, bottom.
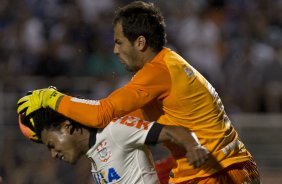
88, 129, 97, 149
142, 47, 158, 64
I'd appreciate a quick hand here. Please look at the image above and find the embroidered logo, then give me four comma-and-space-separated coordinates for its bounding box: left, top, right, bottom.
96, 141, 111, 162
184, 66, 194, 78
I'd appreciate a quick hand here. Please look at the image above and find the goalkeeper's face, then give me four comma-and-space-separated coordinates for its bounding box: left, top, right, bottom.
113, 22, 144, 72
41, 120, 88, 164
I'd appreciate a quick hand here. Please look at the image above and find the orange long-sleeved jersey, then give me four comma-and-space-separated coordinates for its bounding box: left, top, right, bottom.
58, 48, 253, 182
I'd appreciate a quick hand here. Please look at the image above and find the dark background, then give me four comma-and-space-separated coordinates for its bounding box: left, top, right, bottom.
0, 0, 281, 183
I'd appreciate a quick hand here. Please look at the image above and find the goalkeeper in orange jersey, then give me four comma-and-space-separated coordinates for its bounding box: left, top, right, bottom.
17, 1, 260, 183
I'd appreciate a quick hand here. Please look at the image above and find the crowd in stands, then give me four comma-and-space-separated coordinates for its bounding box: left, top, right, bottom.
0, 0, 281, 183
0, 0, 281, 113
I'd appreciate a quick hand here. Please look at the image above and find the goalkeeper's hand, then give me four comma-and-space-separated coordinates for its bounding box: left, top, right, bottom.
17, 86, 65, 116
185, 145, 209, 168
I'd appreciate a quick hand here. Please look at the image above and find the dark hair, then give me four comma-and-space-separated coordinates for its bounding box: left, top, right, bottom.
113, 1, 166, 52
31, 108, 83, 142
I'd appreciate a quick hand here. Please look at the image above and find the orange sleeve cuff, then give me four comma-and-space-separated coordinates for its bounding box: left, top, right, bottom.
57, 95, 71, 116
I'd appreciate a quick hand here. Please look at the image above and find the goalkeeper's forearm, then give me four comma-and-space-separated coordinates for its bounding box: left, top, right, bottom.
56, 96, 113, 128
158, 125, 201, 149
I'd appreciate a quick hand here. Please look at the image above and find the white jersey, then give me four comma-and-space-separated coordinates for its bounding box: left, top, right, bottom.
86, 115, 161, 184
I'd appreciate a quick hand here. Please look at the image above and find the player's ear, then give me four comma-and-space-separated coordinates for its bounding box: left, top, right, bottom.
135, 35, 147, 51
62, 120, 78, 135
62, 120, 72, 130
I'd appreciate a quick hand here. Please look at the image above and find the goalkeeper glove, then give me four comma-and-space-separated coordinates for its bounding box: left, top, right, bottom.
17, 86, 65, 116
18, 112, 42, 142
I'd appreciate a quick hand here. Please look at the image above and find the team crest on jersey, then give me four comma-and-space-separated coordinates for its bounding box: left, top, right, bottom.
184, 66, 194, 77
97, 141, 111, 162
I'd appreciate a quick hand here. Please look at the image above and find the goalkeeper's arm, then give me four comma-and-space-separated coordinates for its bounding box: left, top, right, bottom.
17, 87, 112, 128
145, 124, 210, 168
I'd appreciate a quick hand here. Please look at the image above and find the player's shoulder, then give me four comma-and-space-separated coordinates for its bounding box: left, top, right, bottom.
103, 116, 154, 147
130, 62, 170, 86
110, 115, 152, 131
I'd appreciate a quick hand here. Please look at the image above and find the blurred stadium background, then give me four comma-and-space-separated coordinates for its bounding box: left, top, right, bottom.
0, 0, 281, 183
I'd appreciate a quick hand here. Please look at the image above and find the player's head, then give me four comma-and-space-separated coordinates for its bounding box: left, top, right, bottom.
18, 108, 90, 164
113, 1, 166, 72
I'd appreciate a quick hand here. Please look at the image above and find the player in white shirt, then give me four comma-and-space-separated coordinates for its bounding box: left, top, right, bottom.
18, 108, 206, 184
86, 115, 161, 183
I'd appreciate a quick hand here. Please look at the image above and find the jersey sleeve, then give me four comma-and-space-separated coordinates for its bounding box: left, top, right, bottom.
57, 63, 171, 128
108, 116, 162, 149
144, 123, 164, 145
